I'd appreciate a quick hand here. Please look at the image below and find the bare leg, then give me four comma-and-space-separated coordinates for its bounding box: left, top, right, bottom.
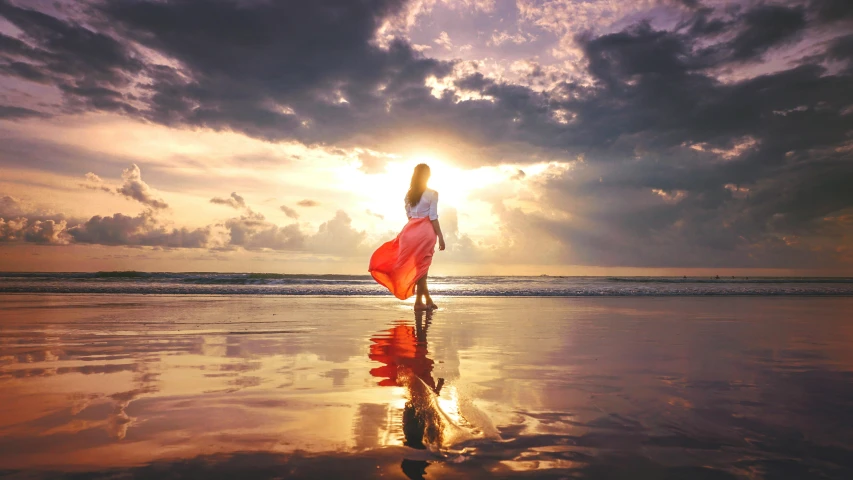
422, 277, 438, 310
414, 276, 428, 311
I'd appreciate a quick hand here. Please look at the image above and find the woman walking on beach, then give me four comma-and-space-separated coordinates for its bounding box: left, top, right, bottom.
369, 163, 446, 310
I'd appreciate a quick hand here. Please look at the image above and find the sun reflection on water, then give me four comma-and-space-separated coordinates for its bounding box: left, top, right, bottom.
366, 309, 491, 464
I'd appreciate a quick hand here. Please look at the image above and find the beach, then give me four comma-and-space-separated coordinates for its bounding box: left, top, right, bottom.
2, 293, 853, 479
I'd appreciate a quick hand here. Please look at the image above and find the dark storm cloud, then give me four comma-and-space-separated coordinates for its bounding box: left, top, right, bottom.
826, 33, 853, 72
1, 0, 832, 158
456, 2, 852, 268
1, 0, 846, 157
726, 4, 806, 61
0, 0, 143, 114
91, 0, 451, 143
562, 25, 853, 156
810, 0, 853, 24
511, 156, 853, 269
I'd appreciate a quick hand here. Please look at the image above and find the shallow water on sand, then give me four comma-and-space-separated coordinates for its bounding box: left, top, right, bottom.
1, 295, 853, 479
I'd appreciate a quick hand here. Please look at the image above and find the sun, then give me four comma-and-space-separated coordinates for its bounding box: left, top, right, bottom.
345, 153, 506, 236
405, 155, 501, 207
410, 156, 464, 207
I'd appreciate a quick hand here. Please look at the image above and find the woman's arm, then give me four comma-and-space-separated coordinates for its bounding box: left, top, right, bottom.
429, 191, 445, 251
431, 219, 446, 251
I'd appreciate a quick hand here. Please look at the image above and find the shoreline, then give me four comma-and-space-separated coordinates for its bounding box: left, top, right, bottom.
3, 271, 853, 278
4, 291, 853, 297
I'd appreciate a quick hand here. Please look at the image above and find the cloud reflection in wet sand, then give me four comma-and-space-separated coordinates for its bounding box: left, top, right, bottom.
1, 295, 853, 478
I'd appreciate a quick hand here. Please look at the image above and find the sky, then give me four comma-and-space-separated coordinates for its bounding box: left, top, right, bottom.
0, 0, 851, 275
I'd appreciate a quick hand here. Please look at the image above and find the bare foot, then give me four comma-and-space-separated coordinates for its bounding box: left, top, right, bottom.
426, 303, 439, 310
414, 302, 429, 311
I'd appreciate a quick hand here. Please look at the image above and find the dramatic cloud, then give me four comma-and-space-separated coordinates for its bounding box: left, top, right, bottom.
88, 0, 451, 146
210, 192, 246, 210
726, 4, 806, 62
0, 0, 144, 115
116, 164, 168, 209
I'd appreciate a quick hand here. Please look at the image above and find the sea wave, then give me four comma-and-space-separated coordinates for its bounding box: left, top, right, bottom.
605, 276, 853, 284
1, 272, 852, 296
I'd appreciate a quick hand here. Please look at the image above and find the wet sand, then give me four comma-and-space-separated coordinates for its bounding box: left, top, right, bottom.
1, 295, 853, 479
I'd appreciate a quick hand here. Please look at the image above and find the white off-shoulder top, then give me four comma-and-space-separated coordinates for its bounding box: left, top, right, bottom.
405, 189, 439, 221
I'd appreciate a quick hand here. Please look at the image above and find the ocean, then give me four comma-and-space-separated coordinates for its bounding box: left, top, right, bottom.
1, 272, 852, 296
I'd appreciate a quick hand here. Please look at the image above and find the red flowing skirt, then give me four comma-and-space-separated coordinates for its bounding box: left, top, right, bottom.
368, 324, 436, 389
368, 217, 436, 299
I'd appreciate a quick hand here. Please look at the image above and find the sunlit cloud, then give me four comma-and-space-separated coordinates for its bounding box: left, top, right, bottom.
117, 164, 168, 210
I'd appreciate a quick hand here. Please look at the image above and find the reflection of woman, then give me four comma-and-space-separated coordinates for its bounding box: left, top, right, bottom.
369, 311, 444, 450
369, 163, 446, 311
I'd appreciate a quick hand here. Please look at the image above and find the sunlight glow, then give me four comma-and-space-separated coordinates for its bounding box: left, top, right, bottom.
409, 155, 504, 207
348, 154, 507, 225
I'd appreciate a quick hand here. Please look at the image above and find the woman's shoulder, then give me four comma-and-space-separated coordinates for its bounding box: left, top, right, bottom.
426, 188, 439, 198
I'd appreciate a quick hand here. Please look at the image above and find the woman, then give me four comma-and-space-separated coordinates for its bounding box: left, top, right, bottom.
369, 163, 446, 310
